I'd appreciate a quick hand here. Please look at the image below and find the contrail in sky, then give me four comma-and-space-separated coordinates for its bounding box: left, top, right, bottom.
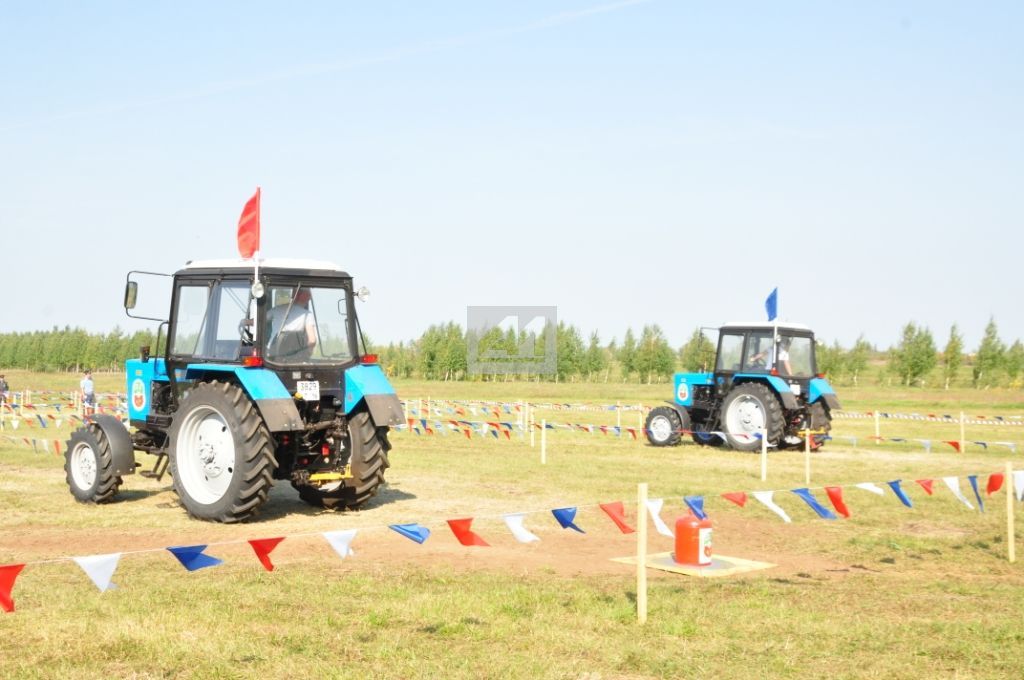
1, 0, 656, 133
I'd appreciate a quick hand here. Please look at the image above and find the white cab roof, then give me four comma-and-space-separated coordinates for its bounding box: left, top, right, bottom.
721, 321, 812, 332
183, 258, 344, 271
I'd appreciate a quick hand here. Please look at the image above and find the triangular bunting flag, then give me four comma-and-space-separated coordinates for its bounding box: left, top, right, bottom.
944, 440, 961, 452
248, 537, 285, 572
503, 513, 540, 543
551, 507, 585, 533
986, 473, 1004, 496
915, 479, 934, 495
854, 482, 885, 496
599, 502, 635, 534
323, 529, 357, 559
824, 486, 851, 518
447, 518, 490, 547
753, 491, 791, 523
684, 495, 707, 520
72, 553, 121, 592
644, 498, 675, 537
721, 492, 748, 508
389, 523, 431, 544
942, 476, 974, 510
166, 545, 223, 572
791, 488, 837, 519
967, 475, 984, 513
1014, 471, 1024, 502
0, 564, 26, 613
886, 480, 913, 508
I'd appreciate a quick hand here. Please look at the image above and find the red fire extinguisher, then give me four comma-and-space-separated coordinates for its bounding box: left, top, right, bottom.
674, 515, 713, 566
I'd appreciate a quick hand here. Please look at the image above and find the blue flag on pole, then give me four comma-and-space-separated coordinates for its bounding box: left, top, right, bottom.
765, 288, 778, 321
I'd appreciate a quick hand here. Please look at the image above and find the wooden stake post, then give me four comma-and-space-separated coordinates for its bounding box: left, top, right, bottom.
1007, 461, 1016, 564
960, 411, 966, 454
804, 429, 811, 485
760, 427, 768, 482
637, 482, 648, 625
540, 419, 547, 464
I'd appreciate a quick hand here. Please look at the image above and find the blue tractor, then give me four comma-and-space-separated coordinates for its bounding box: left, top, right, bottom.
645, 322, 840, 451
64, 259, 404, 522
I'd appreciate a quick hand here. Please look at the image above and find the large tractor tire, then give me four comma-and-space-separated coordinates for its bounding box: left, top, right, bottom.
720, 382, 784, 452
65, 423, 123, 503
167, 381, 277, 523
292, 410, 390, 510
645, 406, 687, 447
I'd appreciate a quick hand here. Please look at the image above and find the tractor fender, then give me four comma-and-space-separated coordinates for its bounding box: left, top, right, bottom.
733, 374, 799, 410
185, 364, 303, 432
809, 378, 842, 410
662, 400, 691, 422
344, 364, 404, 427
91, 414, 136, 476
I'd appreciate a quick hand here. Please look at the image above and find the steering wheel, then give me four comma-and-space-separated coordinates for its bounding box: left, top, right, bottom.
238, 319, 254, 344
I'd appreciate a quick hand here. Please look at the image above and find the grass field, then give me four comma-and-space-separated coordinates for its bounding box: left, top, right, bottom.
2, 371, 1024, 678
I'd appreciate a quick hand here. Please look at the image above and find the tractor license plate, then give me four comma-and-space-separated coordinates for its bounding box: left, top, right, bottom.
296, 380, 320, 401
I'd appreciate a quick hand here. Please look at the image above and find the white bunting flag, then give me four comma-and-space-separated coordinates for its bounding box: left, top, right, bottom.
1013, 471, 1024, 502
753, 491, 792, 523
942, 476, 974, 510
323, 529, 357, 559
854, 482, 885, 496
503, 513, 540, 543
644, 498, 675, 538
73, 553, 121, 592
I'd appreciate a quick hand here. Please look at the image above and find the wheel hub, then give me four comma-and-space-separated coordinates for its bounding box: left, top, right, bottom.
71, 442, 97, 489
649, 415, 672, 441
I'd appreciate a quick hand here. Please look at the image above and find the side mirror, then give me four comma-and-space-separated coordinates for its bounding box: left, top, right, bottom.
124, 281, 138, 310
356, 286, 370, 302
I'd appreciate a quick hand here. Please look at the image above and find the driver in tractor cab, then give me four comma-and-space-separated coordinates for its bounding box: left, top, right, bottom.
266, 286, 318, 361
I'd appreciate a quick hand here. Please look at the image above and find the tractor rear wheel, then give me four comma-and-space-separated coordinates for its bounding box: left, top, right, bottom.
292, 410, 390, 510
168, 381, 277, 523
65, 423, 123, 503
720, 383, 784, 451
645, 406, 686, 446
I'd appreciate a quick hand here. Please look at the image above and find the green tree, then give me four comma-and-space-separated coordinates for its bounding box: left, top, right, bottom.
617, 328, 637, 381
941, 324, 964, 390
634, 324, 675, 384
847, 336, 872, 386
555, 322, 584, 381
889, 322, 937, 386
973, 318, 1005, 388
1004, 340, 1024, 387
678, 328, 715, 372
816, 340, 846, 382
581, 331, 607, 380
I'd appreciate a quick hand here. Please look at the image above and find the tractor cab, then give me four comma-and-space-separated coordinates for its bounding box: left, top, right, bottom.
714, 322, 818, 396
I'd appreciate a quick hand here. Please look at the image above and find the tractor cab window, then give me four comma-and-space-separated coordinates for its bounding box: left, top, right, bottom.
717, 333, 745, 372
170, 282, 254, 361
778, 334, 814, 376
264, 284, 354, 364
743, 331, 774, 372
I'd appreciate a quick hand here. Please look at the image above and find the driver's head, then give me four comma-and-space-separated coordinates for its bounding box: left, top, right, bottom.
293, 287, 311, 306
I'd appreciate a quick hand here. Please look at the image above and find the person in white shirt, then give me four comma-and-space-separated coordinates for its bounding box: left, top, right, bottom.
266, 287, 318, 360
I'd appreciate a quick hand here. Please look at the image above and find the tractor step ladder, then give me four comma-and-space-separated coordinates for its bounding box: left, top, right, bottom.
140, 452, 169, 481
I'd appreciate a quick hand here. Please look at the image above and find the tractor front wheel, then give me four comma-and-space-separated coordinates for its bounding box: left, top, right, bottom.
645, 406, 686, 446
65, 423, 122, 503
720, 383, 784, 451
168, 381, 277, 523
292, 410, 390, 510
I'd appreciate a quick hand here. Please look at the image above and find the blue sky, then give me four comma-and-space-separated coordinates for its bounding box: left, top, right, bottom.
1, 1, 1021, 351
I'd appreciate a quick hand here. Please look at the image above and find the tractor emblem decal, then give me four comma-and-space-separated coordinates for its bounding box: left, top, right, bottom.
676, 382, 689, 403
131, 378, 146, 411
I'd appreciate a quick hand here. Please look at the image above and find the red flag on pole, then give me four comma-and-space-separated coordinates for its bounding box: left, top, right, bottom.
237, 187, 261, 258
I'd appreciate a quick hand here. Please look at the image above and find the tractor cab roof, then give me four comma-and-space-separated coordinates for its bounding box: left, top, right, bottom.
720, 321, 813, 334
178, 258, 350, 278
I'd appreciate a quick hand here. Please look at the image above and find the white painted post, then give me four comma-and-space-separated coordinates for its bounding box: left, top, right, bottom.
637, 482, 648, 625
530, 407, 535, 448
804, 429, 811, 485
960, 411, 966, 454
760, 427, 768, 482
616, 401, 621, 428
426, 395, 430, 421
874, 411, 880, 445
1007, 461, 1016, 564
638, 404, 643, 445
541, 419, 547, 464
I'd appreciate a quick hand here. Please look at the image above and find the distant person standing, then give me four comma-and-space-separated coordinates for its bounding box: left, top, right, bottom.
80, 369, 96, 416
0, 373, 8, 405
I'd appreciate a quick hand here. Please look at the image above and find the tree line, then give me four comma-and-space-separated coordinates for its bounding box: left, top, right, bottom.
1, 318, 1021, 389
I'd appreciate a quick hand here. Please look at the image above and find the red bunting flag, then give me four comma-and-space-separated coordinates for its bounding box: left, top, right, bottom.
986, 473, 1004, 496
915, 479, 934, 495
248, 537, 285, 572
721, 492, 748, 507
0, 564, 26, 613
824, 486, 851, 518
944, 440, 961, 453
462, 429, 471, 439
447, 518, 489, 547
237, 187, 261, 259
599, 501, 635, 534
